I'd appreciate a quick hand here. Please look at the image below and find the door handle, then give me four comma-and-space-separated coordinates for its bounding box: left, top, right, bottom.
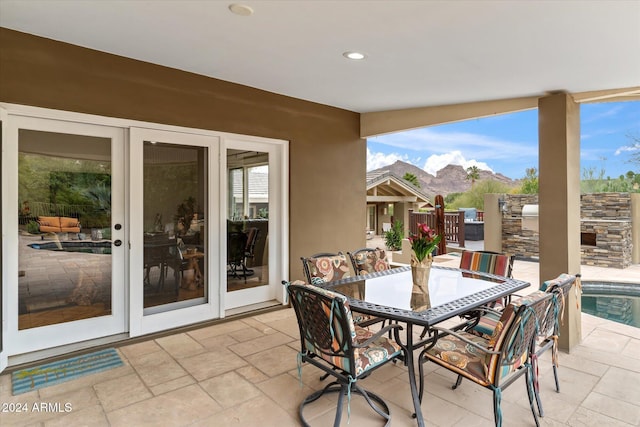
114, 240, 123, 247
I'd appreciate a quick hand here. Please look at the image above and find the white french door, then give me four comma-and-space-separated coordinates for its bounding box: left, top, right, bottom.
1, 104, 288, 367
223, 136, 288, 310
3, 114, 127, 355
129, 128, 220, 336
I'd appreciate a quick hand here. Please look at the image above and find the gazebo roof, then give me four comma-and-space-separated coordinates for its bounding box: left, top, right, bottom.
366, 171, 431, 207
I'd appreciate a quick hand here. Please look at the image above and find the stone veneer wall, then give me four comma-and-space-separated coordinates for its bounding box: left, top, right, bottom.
501, 192, 633, 269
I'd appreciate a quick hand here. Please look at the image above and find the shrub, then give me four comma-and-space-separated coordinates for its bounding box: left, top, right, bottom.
384, 220, 404, 251
27, 220, 40, 234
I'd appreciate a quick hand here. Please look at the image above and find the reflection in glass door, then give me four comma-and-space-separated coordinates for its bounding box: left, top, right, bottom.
7, 116, 126, 355
18, 130, 115, 329
130, 127, 218, 337
227, 150, 269, 294
142, 142, 208, 312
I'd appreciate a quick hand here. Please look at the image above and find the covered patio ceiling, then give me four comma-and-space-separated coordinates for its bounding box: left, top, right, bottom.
1, 0, 638, 134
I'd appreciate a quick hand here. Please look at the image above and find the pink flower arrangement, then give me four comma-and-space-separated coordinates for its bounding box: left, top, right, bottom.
409, 223, 441, 263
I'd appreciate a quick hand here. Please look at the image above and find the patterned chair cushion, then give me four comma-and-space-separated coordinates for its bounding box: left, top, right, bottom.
427, 304, 527, 386
459, 251, 513, 277
426, 331, 494, 386
347, 326, 402, 376
351, 248, 390, 275
306, 254, 352, 282
539, 273, 575, 292
427, 302, 529, 386
471, 291, 547, 339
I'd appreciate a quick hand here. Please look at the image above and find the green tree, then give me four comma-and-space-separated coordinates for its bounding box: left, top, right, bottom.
402, 172, 420, 188
465, 166, 480, 187
623, 133, 640, 168
444, 192, 462, 205
518, 167, 539, 194
448, 180, 511, 210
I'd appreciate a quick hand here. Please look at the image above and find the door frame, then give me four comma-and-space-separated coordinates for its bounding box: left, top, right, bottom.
1, 109, 128, 356
221, 135, 289, 312
129, 127, 221, 337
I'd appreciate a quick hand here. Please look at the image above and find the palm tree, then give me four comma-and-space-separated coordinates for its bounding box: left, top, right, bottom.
466, 166, 480, 187
403, 172, 420, 188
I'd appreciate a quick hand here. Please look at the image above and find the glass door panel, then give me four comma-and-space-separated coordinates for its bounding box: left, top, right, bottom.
130, 127, 218, 337
7, 115, 126, 355
226, 150, 269, 294
18, 130, 114, 329
143, 142, 208, 312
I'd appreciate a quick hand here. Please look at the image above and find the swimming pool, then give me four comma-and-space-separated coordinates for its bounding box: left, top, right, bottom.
582, 281, 640, 328
28, 241, 112, 255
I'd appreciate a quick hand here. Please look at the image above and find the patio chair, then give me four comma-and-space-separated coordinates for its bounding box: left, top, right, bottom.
459, 250, 514, 278
464, 273, 579, 417
418, 291, 553, 427
301, 252, 352, 284
302, 252, 380, 327
459, 250, 515, 307
286, 281, 404, 426
347, 247, 390, 275
532, 273, 580, 415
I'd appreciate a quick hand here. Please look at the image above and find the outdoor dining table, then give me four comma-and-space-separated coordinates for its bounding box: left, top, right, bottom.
321, 264, 531, 427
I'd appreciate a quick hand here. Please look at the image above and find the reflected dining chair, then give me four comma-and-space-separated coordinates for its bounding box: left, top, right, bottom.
286, 281, 403, 426
418, 291, 554, 427
243, 227, 260, 272
227, 231, 250, 283
347, 247, 390, 276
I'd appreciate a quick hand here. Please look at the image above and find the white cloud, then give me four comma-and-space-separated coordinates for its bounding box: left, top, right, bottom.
366, 148, 408, 171
615, 143, 640, 155
583, 105, 624, 124
371, 128, 537, 160
422, 151, 493, 176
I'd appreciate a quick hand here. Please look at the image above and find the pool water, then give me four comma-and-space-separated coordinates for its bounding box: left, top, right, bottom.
582, 281, 640, 328
28, 241, 112, 255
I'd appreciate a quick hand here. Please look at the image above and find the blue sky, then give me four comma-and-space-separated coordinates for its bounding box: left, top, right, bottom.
367, 101, 640, 180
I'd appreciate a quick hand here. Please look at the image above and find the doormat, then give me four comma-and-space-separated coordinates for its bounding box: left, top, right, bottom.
12, 348, 124, 395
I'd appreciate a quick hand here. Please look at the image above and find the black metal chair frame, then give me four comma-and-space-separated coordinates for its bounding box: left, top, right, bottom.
287, 282, 404, 426
530, 273, 579, 416
418, 292, 554, 427
227, 231, 250, 283
144, 235, 180, 295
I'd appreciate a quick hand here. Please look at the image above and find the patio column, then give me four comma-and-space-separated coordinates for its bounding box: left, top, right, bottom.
538, 92, 581, 351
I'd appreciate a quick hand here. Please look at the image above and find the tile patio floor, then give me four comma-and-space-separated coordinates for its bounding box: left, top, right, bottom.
1, 256, 639, 426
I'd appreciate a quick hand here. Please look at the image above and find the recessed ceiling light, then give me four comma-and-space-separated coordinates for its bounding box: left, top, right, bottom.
343, 51, 366, 60
229, 3, 254, 16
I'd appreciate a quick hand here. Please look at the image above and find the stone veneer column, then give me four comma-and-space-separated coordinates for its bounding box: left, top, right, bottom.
539, 93, 582, 351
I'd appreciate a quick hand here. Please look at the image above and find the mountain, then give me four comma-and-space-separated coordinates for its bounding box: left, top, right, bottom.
371, 160, 518, 197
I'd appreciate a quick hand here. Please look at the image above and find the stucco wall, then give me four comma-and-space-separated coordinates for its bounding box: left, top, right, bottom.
502, 193, 634, 268
0, 28, 365, 281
